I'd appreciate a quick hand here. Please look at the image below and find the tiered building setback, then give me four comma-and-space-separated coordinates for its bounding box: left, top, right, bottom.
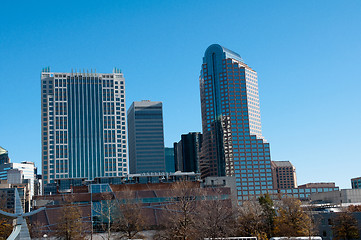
199, 44, 273, 201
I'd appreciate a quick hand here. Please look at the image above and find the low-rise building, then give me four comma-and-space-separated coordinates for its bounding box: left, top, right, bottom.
0, 161, 36, 198
299, 182, 336, 189
351, 177, 361, 189
43, 172, 201, 195
32, 177, 234, 236
310, 188, 361, 205
271, 184, 339, 201
0, 180, 31, 212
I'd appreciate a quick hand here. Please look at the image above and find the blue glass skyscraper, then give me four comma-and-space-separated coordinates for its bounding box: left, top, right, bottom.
199, 44, 274, 201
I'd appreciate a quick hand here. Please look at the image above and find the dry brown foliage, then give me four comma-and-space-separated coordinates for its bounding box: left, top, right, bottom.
54, 203, 85, 240
273, 198, 314, 237
332, 212, 360, 240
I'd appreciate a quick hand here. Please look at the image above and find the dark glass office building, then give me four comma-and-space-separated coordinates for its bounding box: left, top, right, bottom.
174, 132, 202, 173
164, 147, 175, 172
127, 100, 165, 173
41, 68, 127, 184
199, 44, 274, 201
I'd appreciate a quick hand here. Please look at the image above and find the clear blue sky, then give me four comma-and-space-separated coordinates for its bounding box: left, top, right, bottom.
0, 0, 360, 189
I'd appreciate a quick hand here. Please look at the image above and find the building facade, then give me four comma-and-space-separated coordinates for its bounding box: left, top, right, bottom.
174, 132, 202, 173
199, 44, 273, 201
0, 146, 10, 164
41, 68, 127, 185
310, 188, 361, 204
32, 177, 233, 234
127, 100, 165, 173
351, 177, 361, 189
271, 161, 297, 189
0, 161, 36, 197
0, 182, 31, 212
164, 147, 175, 172
298, 182, 336, 189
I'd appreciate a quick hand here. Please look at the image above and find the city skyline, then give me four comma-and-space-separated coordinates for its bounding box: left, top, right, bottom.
0, 0, 360, 189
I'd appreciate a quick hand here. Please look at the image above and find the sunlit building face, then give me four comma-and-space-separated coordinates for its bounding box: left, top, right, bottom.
199, 44, 273, 201
41, 68, 127, 185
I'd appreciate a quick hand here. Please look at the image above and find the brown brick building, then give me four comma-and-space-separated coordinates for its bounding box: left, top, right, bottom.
271, 161, 297, 190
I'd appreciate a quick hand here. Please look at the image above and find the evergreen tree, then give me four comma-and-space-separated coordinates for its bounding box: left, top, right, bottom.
258, 194, 276, 238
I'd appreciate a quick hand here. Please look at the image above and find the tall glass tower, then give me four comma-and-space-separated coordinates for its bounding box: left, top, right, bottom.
199, 44, 273, 201
41, 68, 127, 185
127, 100, 165, 174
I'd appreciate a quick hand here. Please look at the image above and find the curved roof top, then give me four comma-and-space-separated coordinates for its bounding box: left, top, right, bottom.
205, 44, 243, 63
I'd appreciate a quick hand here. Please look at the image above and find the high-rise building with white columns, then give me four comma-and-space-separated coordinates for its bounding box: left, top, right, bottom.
41, 68, 127, 184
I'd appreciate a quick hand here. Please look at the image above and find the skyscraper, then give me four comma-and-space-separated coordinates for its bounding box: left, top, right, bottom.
174, 132, 202, 173
41, 68, 127, 185
199, 44, 273, 201
127, 100, 165, 173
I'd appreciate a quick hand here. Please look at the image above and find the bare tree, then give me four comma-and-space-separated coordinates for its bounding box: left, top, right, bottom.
28, 219, 48, 239
54, 203, 85, 240
92, 193, 117, 240
154, 181, 200, 240
194, 188, 237, 239
237, 200, 268, 240
113, 187, 146, 239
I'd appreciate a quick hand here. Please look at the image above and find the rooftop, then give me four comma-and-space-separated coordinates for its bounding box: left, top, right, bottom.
272, 161, 294, 167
